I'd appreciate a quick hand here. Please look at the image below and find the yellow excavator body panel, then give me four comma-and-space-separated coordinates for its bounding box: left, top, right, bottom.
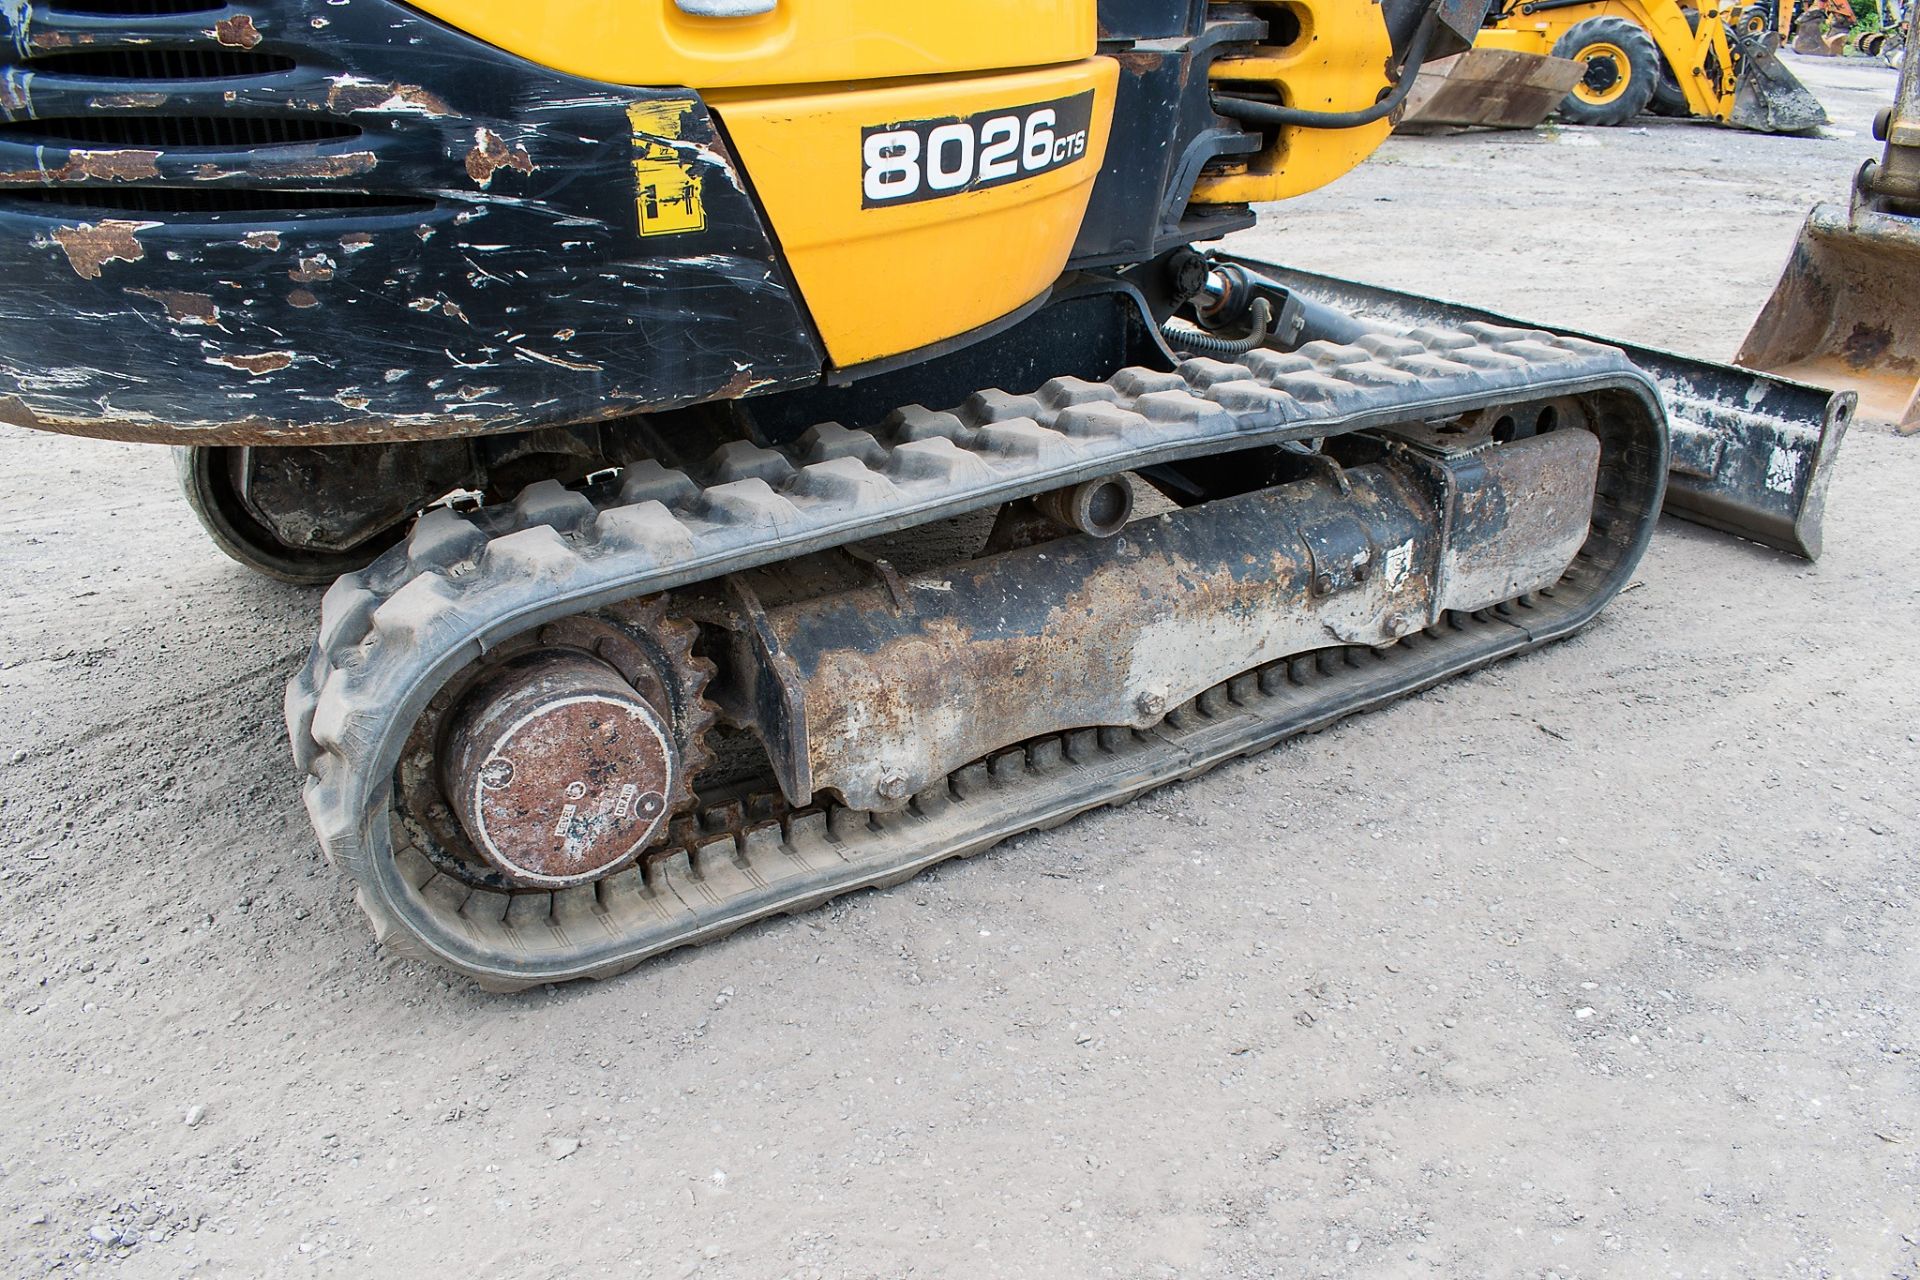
1196, 0, 1397, 204
715, 59, 1119, 367
396, 0, 1095, 90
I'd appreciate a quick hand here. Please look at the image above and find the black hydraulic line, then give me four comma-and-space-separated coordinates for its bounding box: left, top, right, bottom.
1162, 296, 1274, 356
1227, 265, 1378, 347
1210, 10, 1441, 130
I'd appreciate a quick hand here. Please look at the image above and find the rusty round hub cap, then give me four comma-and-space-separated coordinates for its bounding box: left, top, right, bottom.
440, 651, 678, 887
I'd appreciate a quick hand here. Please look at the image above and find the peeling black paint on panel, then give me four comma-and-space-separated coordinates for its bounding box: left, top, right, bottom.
0, 0, 824, 444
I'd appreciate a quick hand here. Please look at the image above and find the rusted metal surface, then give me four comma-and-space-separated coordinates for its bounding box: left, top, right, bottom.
1396, 50, 1583, 132
1032, 475, 1135, 537
1736, 204, 1920, 431
735, 425, 1600, 813
1737, 8, 1920, 430
0, 0, 823, 445
1725, 32, 1827, 134
439, 652, 679, 888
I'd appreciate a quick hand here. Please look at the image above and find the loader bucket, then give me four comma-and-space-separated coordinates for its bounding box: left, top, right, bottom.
1736, 201, 1920, 430
1396, 50, 1586, 131
1726, 36, 1829, 132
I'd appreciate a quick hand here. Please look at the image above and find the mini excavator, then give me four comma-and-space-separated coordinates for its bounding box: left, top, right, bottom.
0, 0, 1847, 986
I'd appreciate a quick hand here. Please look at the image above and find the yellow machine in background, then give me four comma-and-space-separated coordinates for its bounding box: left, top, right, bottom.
1479, 0, 1826, 128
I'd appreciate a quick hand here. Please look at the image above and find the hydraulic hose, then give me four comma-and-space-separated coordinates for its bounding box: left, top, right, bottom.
1161, 296, 1274, 357
1211, 10, 1441, 130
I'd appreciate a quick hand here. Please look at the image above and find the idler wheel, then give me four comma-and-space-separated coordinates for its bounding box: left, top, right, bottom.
439, 650, 679, 887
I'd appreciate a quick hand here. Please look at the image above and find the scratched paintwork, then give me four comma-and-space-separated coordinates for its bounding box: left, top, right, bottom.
0, 0, 823, 444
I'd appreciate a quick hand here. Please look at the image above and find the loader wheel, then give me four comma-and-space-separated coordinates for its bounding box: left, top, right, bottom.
1649, 59, 1691, 116
176, 446, 396, 586
1553, 17, 1661, 125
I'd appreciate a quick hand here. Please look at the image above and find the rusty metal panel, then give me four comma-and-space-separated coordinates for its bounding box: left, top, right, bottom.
1438, 428, 1601, 612
1737, 202, 1920, 433
746, 427, 1600, 812
439, 652, 678, 887
1397, 51, 1584, 133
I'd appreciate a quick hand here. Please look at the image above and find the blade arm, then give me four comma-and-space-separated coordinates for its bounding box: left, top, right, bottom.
1219, 256, 1850, 559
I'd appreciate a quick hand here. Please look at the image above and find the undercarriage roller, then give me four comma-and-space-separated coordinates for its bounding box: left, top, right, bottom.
1034, 475, 1135, 538
439, 651, 680, 887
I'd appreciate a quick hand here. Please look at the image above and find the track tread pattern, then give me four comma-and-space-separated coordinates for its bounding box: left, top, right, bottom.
283, 323, 1661, 987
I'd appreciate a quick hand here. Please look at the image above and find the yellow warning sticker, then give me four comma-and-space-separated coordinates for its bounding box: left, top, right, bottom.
626, 100, 707, 238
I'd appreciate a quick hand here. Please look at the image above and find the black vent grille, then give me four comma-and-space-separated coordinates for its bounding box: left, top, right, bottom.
25, 48, 297, 79
0, 116, 360, 149
43, 0, 226, 13
0, 187, 433, 216
3, 14, 439, 223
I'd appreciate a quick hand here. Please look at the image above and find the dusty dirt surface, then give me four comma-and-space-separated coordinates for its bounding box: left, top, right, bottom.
3, 53, 1917, 1280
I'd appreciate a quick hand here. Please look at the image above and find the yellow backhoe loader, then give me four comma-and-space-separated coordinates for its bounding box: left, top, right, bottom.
1479, 0, 1827, 129
0, 0, 1848, 987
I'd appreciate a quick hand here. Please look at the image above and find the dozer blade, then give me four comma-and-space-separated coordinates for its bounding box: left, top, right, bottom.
1224, 255, 1850, 559
1396, 50, 1585, 131
1736, 201, 1920, 431
1727, 36, 1829, 132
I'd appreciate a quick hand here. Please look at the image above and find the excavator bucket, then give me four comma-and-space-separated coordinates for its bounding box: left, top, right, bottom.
1740, 7, 1920, 429
1397, 50, 1585, 131
1737, 201, 1920, 430
1726, 33, 1829, 132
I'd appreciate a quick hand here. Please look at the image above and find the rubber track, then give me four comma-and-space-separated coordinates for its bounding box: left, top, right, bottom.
285, 322, 1667, 989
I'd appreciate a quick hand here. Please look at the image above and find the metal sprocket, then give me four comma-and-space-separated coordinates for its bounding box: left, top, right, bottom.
391, 594, 717, 891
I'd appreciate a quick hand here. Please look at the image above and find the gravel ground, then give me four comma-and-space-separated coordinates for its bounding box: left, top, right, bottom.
2, 52, 1915, 1280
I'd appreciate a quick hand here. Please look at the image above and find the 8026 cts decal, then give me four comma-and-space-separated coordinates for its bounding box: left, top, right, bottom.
861, 91, 1094, 208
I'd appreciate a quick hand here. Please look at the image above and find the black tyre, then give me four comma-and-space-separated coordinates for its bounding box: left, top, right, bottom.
1649, 57, 1691, 116
176, 446, 396, 585
1552, 16, 1662, 125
